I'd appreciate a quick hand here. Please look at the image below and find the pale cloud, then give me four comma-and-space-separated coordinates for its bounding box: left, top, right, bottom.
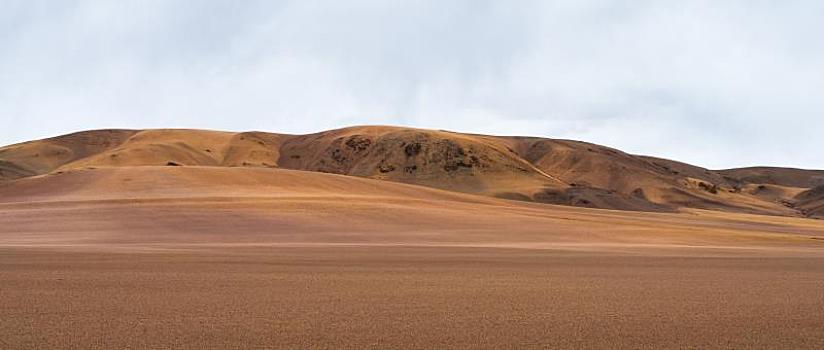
1, 0, 822, 169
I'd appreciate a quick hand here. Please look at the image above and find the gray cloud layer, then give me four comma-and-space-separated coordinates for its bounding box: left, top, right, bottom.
2, 1, 822, 169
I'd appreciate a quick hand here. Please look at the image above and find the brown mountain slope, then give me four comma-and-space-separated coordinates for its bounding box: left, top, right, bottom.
718, 167, 824, 218
276, 126, 565, 196
0, 129, 137, 181
0, 126, 820, 218
795, 186, 824, 219
497, 137, 796, 215
57, 129, 291, 169
720, 167, 824, 188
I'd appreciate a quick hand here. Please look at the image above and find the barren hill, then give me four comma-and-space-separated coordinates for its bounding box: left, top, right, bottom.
3, 130, 824, 350
1, 126, 820, 218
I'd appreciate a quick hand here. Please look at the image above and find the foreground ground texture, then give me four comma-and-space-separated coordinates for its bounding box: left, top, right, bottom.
1, 167, 823, 349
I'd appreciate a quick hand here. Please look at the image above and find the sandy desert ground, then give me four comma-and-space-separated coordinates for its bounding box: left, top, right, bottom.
1, 166, 824, 348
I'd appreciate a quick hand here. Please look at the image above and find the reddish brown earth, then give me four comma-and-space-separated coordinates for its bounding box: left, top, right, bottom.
3, 246, 824, 349
2, 128, 824, 348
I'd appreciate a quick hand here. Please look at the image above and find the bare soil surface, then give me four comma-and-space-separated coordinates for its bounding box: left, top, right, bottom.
1, 166, 823, 349
2, 246, 824, 349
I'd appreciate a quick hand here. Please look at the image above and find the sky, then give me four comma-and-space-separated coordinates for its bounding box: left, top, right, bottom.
1, 1, 822, 169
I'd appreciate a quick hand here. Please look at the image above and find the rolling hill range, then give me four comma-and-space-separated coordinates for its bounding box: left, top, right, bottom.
2, 128, 824, 350
1, 126, 821, 218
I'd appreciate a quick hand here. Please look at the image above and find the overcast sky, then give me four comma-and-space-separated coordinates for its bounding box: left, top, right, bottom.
1, 1, 822, 169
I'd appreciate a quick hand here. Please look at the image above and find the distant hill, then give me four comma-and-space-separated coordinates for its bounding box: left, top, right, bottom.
1, 126, 820, 218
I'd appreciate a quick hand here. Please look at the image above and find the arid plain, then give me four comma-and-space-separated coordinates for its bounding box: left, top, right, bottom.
1, 127, 824, 348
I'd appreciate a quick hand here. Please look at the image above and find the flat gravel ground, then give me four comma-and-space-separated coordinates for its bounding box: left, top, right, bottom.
2, 246, 823, 349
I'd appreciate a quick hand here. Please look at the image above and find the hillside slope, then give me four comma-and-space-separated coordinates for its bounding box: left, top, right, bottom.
720, 167, 824, 188
0, 126, 820, 218
3, 166, 823, 248
795, 185, 824, 219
